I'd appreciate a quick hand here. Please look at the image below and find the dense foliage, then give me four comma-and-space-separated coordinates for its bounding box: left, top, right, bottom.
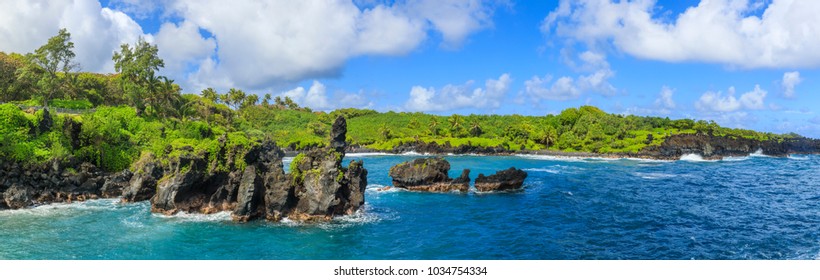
0, 29, 801, 172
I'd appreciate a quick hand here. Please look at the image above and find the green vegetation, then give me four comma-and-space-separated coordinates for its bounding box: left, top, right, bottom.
0, 28, 803, 172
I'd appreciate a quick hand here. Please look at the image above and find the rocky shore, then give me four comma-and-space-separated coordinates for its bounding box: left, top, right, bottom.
1, 116, 367, 222
345, 133, 820, 160
2, 122, 819, 211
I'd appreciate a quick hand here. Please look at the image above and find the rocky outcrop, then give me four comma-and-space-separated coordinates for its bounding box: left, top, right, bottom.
388, 157, 470, 192
100, 170, 132, 198
0, 158, 114, 209
287, 135, 368, 221
144, 115, 367, 223
150, 155, 208, 215
121, 156, 163, 203
639, 133, 820, 160
475, 168, 528, 192
4, 184, 32, 209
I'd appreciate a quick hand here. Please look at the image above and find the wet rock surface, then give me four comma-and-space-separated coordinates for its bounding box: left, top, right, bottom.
475, 168, 528, 192
388, 157, 470, 192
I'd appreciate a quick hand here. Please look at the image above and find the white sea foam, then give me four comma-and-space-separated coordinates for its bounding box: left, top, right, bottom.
523, 168, 561, 174
680, 154, 712, 162
516, 154, 588, 162
365, 184, 403, 193
517, 154, 672, 163
721, 156, 749, 162
633, 172, 676, 180
789, 155, 810, 161
0, 198, 122, 217
154, 211, 232, 222
749, 148, 770, 157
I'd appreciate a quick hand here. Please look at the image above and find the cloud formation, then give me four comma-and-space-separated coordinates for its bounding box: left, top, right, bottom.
654, 86, 676, 110
523, 51, 615, 103
171, 0, 501, 90
0, 0, 147, 73
695, 85, 767, 112
0, 0, 502, 92
404, 73, 512, 112
781, 71, 802, 98
544, 0, 820, 69
279, 80, 372, 111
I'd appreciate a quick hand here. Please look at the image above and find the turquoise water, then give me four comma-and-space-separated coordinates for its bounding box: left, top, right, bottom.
1, 153, 819, 259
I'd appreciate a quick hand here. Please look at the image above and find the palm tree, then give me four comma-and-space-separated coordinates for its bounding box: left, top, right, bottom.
447, 114, 463, 137
378, 123, 392, 140
429, 118, 439, 136
543, 126, 557, 147
469, 118, 482, 137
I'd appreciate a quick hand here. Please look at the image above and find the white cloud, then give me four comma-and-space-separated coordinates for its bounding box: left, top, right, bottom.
654, 86, 676, 110
0, 0, 147, 73
279, 80, 372, 111
781, 71, 802, 98
739, 85, 767, 109
154, 20, 216, 89
171, 0, 500, 90
523, 75, 580, 101
524, 50, 616, 102
403, 0, 497, 47
696, 85, 767, 112
544, 0, 820, 68
404, 73, 512, 112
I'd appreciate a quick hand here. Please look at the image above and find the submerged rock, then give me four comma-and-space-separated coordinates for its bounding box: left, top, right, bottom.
388, 157, 470, 192
474, 168, 528, 192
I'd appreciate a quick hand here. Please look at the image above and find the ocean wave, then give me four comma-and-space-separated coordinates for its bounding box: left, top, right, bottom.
365, 184, 403, 194
517, 154, 672, 163
788, 155, 809, 161
516, 154, 589, 162
679, 154, 715, 162
721, 156, 749, 162
153, 211, 233, 222
278, 204, 389, 230
524, 168, 561, 174
749, 148, 770, 158
0, 198, 122, 217
633, 172, 677, 180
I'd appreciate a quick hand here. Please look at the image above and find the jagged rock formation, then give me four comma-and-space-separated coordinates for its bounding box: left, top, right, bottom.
388, 157, 470, 192
474, 168, 528, 192
148, 116, 367, 222
0, 158, 117, 209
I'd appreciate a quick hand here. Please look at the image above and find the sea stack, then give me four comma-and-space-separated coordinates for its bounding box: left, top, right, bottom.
148, 116, 367, 222
388, 157, 470, 192
474, 168, 528, 192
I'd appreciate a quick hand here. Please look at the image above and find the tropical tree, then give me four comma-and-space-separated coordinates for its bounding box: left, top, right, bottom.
201, 87, 218, 103
241, 94, 258, 109
262, 93, 272, 105
447, 114, 464, 137
469, 118, 482, 137
428, 118, 440, 136
21, 28, 79, 107
112, 37, 165, 115
378, 123, 392, 140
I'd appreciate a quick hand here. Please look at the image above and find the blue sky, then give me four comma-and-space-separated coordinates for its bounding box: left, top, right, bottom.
1, 0, 819, 137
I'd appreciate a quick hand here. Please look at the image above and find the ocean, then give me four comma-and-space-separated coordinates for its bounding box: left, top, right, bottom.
1, 153, 819, 259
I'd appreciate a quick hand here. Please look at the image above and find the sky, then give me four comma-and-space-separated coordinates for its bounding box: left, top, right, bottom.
1, 0, 819, 137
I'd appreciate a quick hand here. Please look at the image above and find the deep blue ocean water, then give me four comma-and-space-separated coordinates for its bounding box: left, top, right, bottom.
1, 153, 819, 260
